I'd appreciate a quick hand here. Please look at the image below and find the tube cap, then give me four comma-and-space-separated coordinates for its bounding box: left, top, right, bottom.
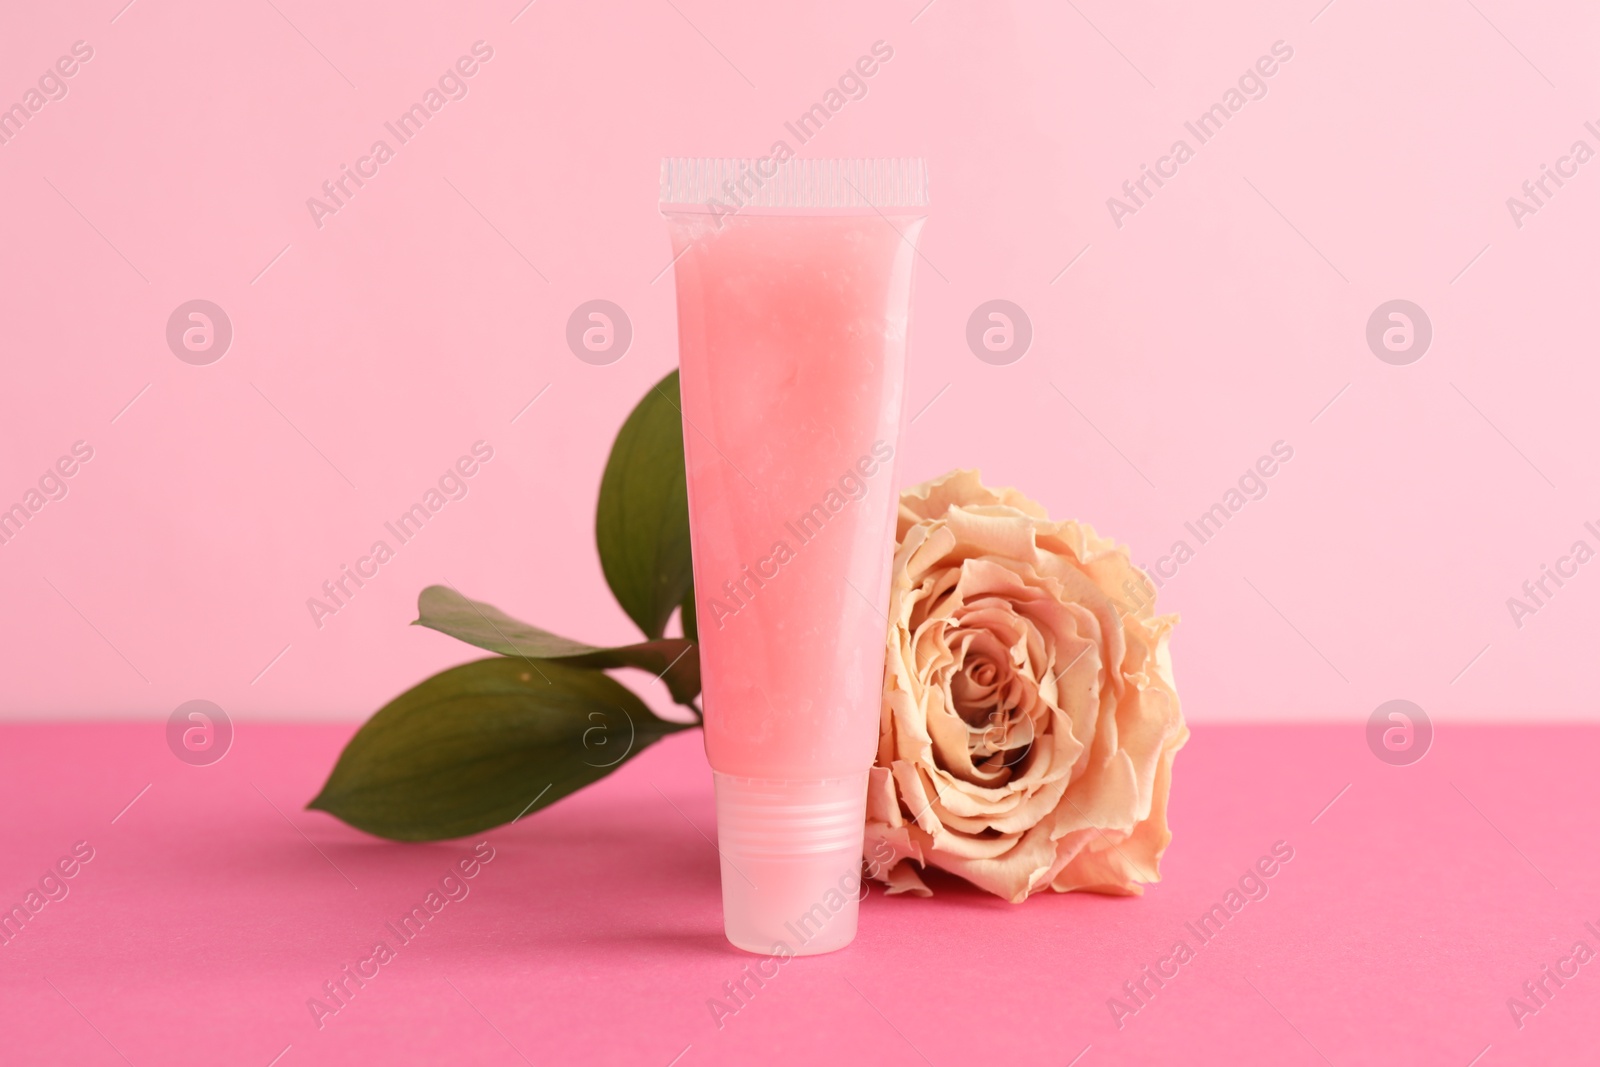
712, 773, 870, 956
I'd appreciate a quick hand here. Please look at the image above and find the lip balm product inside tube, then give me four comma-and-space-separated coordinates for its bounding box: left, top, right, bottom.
660, 158, 928, 955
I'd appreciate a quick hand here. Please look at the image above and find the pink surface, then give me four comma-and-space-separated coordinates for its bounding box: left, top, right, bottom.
3, 722, 1596, 1065
4, 1, 1600, 723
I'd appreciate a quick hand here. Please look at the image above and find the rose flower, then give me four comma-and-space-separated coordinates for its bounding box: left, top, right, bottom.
864, 470, 1187, 902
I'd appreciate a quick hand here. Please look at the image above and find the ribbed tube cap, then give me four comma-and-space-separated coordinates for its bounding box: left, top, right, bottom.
712, 773, 869, 956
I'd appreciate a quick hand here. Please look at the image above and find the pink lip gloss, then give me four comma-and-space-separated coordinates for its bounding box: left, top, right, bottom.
660, 158, 928, 955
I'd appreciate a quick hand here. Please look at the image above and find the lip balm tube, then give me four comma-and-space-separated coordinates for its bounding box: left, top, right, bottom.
660, 158, 928, 955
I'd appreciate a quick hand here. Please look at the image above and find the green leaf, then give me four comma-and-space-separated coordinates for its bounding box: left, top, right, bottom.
412, 585, 700, 705
308, 658, 691, 841
679, 589, 698, 642
596, 370, 694, 640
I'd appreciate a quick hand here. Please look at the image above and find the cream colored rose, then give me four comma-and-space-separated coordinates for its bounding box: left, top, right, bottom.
864, 470, 1187, 902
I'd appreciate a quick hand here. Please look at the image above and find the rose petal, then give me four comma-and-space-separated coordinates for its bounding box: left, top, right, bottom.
869, 470, 1186, 902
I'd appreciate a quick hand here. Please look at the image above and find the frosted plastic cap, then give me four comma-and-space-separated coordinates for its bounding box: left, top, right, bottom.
712, 773, 870, 957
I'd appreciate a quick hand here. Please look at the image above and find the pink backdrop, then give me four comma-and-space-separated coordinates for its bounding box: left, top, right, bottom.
2, 0, 1596, 723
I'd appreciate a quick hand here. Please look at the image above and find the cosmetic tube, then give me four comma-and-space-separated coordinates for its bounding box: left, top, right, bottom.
660, 158, 927, 955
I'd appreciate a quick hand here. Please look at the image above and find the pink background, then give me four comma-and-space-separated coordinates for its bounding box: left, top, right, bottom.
1, 0, 1596, 726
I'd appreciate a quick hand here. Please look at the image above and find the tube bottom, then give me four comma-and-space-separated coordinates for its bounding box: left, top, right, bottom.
712, 772, 870, 956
